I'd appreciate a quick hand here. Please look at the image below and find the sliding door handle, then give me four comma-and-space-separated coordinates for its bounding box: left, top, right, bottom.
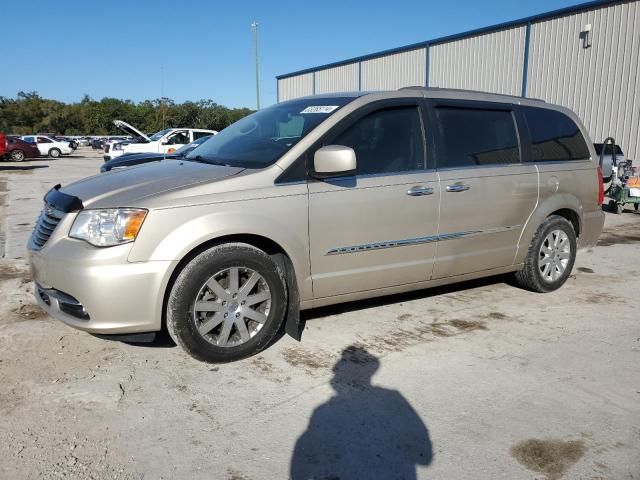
446, 184, 471, 192
406, 185, 434, 196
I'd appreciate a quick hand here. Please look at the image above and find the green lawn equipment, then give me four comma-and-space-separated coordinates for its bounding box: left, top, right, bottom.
600, 137, 640, 214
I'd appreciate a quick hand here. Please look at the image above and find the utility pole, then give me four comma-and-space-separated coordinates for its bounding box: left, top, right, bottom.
251, 20, 260, 110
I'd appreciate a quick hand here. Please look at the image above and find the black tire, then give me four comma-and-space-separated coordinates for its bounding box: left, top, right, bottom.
607, 200, 617, 213
10, 149, 25, 162
167, 243, 288, 363
49, 148, 61, 158
634, 203, 639, 212
513, 215, 577, 293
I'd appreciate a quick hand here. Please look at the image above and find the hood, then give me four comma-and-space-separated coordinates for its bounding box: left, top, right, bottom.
62, 160, 244, 208
113, 120, 150, 141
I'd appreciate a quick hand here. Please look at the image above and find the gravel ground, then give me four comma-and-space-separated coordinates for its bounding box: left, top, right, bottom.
0, 149, 638, 480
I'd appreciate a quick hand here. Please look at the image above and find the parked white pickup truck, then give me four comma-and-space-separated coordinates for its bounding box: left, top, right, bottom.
104, 120, 217, 161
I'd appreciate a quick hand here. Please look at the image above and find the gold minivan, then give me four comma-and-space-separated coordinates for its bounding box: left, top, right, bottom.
28, 88, 605, 362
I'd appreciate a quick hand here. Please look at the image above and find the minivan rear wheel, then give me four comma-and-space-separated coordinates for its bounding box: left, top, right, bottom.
167, 243, 288, 363
514, 215, 576, 293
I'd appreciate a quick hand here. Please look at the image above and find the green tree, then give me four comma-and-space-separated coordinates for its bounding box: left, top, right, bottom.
0, 92, 253, 136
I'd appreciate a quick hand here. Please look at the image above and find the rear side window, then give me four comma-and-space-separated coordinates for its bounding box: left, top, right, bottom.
435, 107, 519, 168
331, 106, 426, 175
523, 107, 590, 161
192, 131, 212, 140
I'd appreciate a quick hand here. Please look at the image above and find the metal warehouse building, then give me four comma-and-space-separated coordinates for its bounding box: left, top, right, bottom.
276, 0, 640, 160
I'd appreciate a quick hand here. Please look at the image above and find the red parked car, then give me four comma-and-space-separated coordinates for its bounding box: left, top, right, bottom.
2, 136, 41, 162
0, 133, 6, 159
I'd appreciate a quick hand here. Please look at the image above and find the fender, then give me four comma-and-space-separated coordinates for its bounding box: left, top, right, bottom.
129, 201, 312, 340
514, 193, 582, 264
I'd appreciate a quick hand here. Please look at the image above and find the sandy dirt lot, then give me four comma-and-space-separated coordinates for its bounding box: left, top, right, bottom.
0, 149, 639, 479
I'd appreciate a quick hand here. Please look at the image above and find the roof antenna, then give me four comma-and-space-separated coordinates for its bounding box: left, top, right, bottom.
161, 65, 166, 160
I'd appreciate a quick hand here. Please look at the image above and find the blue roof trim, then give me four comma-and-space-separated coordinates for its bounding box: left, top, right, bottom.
276, 0, 618, 80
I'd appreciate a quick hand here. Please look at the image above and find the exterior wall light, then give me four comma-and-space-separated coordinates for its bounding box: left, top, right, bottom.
580, 23, 592, 48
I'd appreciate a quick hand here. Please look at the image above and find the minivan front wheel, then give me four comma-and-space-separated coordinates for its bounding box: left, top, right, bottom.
514, 215, 576, 293
167, 243, 288, 363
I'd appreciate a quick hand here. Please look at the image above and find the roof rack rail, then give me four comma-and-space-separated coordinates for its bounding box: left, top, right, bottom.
398, 86, 546, 102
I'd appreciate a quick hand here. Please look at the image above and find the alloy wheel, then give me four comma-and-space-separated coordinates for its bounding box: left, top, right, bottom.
192, 267, 271, 347
538, 229, 571, 282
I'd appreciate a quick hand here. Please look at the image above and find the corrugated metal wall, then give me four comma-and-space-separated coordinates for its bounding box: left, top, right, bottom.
277, 1, 639, 160
315, 63, 359, 94
429, 26, 526, 96
278, 73, 314, 102
360, 48, 426, 91
527, 0, 640, 160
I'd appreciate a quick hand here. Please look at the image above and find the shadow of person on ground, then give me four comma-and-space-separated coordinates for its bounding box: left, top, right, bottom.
291, 346, 433, 480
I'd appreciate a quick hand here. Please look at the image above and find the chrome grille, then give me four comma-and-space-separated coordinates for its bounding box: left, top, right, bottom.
30, 204, 64, 250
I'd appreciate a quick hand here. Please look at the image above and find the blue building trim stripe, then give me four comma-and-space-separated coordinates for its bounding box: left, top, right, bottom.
276, 0, 617, 80
425, 45, 430, 87
521, 22, 531, 97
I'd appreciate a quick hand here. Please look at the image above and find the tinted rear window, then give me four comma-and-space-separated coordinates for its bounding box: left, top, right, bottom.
523, 107, 590, 161
435, 107, 519, 168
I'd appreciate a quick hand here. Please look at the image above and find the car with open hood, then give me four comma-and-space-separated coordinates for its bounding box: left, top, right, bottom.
100, 134, 213, 172
28, 88, 604, 363
103, 120, 216, 161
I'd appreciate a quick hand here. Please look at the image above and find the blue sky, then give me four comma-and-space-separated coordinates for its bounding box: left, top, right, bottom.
1, 0, 586, 108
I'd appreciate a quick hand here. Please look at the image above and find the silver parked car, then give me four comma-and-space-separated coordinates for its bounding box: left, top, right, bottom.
27, 88, 604, 363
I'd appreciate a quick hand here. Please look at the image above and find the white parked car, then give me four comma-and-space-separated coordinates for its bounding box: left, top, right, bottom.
20, 135, 74, 158
104, 120, 217, 161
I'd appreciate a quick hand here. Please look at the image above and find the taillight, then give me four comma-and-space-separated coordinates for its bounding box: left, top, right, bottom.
597, 166, 604, 205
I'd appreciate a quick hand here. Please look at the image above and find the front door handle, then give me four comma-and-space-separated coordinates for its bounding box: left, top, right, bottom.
406, 185, 434, 196
446, 183, 471, 192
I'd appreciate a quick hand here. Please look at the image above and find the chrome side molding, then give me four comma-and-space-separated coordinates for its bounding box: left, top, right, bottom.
326, 225, 521, 255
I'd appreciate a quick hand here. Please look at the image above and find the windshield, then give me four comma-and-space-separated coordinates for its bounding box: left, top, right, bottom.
175, 135, 212, 155
185, 97, 355, 168
149, 128, 173, 141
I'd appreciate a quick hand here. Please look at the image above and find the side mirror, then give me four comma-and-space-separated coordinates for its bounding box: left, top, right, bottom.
313, 145, 356, 178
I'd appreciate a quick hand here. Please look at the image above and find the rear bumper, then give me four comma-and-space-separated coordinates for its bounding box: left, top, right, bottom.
579, 209, 605, 249
29, 236, 177, 334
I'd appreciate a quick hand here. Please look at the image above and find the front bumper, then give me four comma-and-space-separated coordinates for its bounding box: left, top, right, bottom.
29, 233, 177, 334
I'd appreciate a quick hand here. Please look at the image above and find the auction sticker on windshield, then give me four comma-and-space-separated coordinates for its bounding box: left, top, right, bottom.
300, 106, 339, 114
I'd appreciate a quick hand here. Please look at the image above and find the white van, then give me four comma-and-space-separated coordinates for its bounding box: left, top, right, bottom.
104, 120, 217, 161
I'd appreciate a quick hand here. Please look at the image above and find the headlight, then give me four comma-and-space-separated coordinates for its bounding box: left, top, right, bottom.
70, 209, 147, 247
